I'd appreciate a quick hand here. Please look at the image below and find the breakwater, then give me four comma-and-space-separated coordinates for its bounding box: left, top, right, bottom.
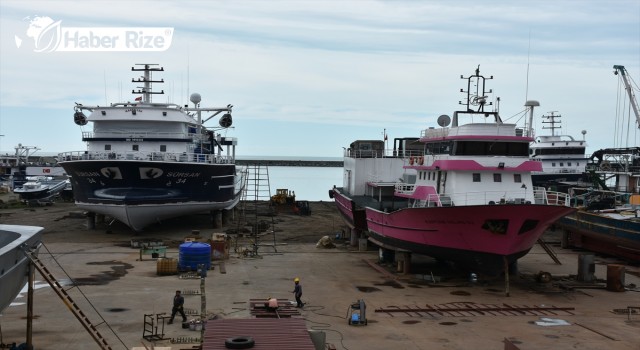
236, 159, 343, 167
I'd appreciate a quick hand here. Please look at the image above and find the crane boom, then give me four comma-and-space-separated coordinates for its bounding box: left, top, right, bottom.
613, 65, 640, 129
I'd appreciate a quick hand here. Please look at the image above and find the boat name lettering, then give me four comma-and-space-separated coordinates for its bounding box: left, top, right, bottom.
126, 138, 144, 142
75, 171, 101, 177
166, 172, 201, 178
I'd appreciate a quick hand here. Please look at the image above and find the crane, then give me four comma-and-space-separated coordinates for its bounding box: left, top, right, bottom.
613, 65, 640, 129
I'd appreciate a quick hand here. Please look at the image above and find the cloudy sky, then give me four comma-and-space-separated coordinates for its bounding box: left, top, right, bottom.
1, 0, 639, 158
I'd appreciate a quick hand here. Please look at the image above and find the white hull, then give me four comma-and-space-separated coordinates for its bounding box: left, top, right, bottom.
75, 197, 240, 231
0, 225, 43, 312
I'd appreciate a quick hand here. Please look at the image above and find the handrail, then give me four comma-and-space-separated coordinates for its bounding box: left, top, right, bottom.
58, 150, 234, 164
394, 183, 571, 207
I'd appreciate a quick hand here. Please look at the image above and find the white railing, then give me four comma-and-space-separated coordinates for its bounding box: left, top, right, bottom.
82, 131, 198, 140
394, 183, 571, 207
58, 151, 234, 164
345, 148, 424, 159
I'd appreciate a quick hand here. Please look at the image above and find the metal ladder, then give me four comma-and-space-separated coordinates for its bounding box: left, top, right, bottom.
235, 164, 277, 255
24, 250, 114, 350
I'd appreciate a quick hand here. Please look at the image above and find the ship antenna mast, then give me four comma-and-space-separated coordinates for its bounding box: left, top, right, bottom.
131, 64, 165, 103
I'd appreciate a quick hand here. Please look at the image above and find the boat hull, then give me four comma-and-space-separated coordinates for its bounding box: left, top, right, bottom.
60, 160, 244, 231
331, 187, 367, 231
555, 210, 640, 262
365, 204, 575, 274
0, 225, 43, 312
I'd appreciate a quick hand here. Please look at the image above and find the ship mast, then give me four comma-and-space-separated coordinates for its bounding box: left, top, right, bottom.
541, 111, 561, 136
131, 64, 165, 103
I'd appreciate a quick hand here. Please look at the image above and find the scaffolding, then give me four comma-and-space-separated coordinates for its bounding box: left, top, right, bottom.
234, 164, 277, 256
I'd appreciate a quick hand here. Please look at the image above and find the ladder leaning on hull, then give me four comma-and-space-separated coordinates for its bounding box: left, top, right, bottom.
23, 249, 114, 350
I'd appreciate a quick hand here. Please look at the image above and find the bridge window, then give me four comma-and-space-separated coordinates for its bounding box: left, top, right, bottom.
160, 145, 166, 152
473, 173, 481, 182
104, 144, 111, 151
514, 174, 521, 183
493, 174, 502, 182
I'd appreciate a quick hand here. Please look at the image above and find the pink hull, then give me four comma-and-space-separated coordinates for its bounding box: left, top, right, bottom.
366, 205, 574, 257
332, 188, 367, 231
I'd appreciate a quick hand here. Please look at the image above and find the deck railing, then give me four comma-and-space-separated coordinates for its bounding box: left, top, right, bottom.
58, 151, 234, 164
394, 184, 571, 207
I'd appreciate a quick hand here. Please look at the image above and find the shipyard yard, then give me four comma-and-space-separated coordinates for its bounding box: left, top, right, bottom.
0, 198, 638, 350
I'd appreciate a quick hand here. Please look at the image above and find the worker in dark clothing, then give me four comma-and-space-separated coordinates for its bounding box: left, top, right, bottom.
292, 277, 304, 308
168, 290, 187, 324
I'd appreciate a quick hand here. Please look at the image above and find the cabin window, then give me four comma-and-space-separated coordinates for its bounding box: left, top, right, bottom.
160, 145, 167, 152
551, 162, 556, 167
132, 145, 139, 151
559, 162, 564, 166
104, 145, 111, 151
473, 173, 481, 182
493, 174, 502, 182
514, 174, 521, 183
567, 162, 572, 166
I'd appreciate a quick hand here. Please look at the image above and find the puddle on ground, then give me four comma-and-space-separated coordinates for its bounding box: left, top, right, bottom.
439, 321, 457, 326
450, 290, 471, 296
402, 320, 421, 324
106, 308, 129, 312
485, 288, 502, 293
460, 319, 472, 323
407, 284, 422, 288
356, 286, 381, 293
72, 261, 133, 286
373, 280, 404, 289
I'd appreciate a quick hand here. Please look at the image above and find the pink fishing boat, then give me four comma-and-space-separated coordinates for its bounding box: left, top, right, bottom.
331, 66, 575, 274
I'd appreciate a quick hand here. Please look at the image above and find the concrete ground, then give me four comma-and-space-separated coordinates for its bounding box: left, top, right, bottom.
0, 200, 639, 349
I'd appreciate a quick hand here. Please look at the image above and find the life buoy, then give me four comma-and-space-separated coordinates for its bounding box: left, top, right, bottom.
600, 161, 610, 171
409, 156, 415, 165
418, 156, 424, 165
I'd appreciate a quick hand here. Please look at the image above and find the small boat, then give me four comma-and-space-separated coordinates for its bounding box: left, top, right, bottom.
58, 64, 246, 231
13, 176, 67, 203
0, 224, 43, 312
529, 112, 589, 191
331, 66, 575, 274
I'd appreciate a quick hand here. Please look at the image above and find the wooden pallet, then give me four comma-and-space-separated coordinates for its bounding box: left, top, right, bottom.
249, 298, 301, 318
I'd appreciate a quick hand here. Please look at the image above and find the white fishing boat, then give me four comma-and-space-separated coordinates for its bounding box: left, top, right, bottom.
13, 176, 67, 203
529, 111, 589, 191
0, 225, 43, 312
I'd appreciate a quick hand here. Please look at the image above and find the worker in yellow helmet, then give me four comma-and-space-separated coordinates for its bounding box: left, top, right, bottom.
291, 277, 304, 308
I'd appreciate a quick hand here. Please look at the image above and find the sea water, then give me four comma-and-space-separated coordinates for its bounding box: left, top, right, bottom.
262, 166, 342, 201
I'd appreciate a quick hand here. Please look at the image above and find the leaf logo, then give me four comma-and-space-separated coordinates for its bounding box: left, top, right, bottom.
33, 20, 62, 52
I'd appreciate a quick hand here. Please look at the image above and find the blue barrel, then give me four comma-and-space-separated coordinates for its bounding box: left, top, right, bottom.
178, 242, 211, 271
